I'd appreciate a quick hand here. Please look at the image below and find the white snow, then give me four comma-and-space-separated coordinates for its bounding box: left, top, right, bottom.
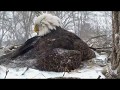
64, 66, 105, 79
0, 65, 105, 79
94, 51, 108, 66
0, 49, 107, 79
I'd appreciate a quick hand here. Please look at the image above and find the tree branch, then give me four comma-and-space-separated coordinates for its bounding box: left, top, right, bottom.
4, 69, 9, 79
89, 46, 112, 54
86, 35, 107, 43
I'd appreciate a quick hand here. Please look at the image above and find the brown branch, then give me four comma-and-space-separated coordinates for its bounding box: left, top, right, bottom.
21, 67, 29, 75
97, 75, 101, 79
4, 69, 9, 79
86, 35, 107, 43
41, 73, 46, 78
90, 47, 112, 50
89, 47, 112, 54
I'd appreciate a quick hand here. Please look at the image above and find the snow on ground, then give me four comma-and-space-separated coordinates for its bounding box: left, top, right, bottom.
0, 65, 105, 79
94, 51, 108, 66
0, 49, 106, 79
64, 66, 105, 79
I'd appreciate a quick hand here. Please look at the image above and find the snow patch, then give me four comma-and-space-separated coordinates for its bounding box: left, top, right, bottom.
94, 51, 108, 66
0, 65, 105, 79
0, 49, 107, 79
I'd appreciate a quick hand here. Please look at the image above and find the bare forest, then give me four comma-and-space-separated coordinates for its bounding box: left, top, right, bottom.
0, 11, 112, 48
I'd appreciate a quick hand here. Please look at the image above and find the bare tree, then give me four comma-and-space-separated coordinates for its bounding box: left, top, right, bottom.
4, 11, 35, 46
0, 11, 13, 47
19, 11, 35, 42
111, 11, 120, 70
0, 11, 112, 50
104, 11, 120, 79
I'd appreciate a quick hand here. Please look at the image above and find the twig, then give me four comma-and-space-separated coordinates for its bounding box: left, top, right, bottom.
63, 72, 65, 76
41, 73, 46, 78
4, 69, 9, 79
21, 67, 29, 75
31, 73, 46, 79
31, 73, 41, 78
97, 75, 101, 79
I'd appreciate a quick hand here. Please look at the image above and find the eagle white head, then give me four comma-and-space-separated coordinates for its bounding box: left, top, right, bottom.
34, 13, 62, 36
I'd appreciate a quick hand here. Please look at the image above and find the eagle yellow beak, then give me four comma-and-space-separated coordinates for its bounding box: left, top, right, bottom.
34, 24, 39, 34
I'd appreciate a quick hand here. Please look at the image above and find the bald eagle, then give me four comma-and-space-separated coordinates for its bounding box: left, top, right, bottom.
0, 13, 95, 72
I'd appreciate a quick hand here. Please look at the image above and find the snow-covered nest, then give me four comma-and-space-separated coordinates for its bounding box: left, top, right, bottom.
0, 49, 107, 79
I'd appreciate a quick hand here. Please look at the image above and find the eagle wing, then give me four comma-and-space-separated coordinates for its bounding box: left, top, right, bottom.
11, 36, 41, 59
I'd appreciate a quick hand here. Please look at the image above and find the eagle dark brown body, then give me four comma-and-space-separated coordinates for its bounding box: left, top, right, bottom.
0, 27, 95, 72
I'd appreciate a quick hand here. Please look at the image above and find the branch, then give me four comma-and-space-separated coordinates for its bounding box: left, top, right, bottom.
4, 69, 9, 79
86, 35, 107, 43
21, 67, 29, 75
31, 73, 46, 78
97, 75, 101, 79
89, 47, 112, 53
90, 46, 112, 50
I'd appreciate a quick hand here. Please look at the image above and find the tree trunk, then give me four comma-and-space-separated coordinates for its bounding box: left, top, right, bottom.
111, 11, 120, 78
101, 11, 120, 79
111, 11, 119, 69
